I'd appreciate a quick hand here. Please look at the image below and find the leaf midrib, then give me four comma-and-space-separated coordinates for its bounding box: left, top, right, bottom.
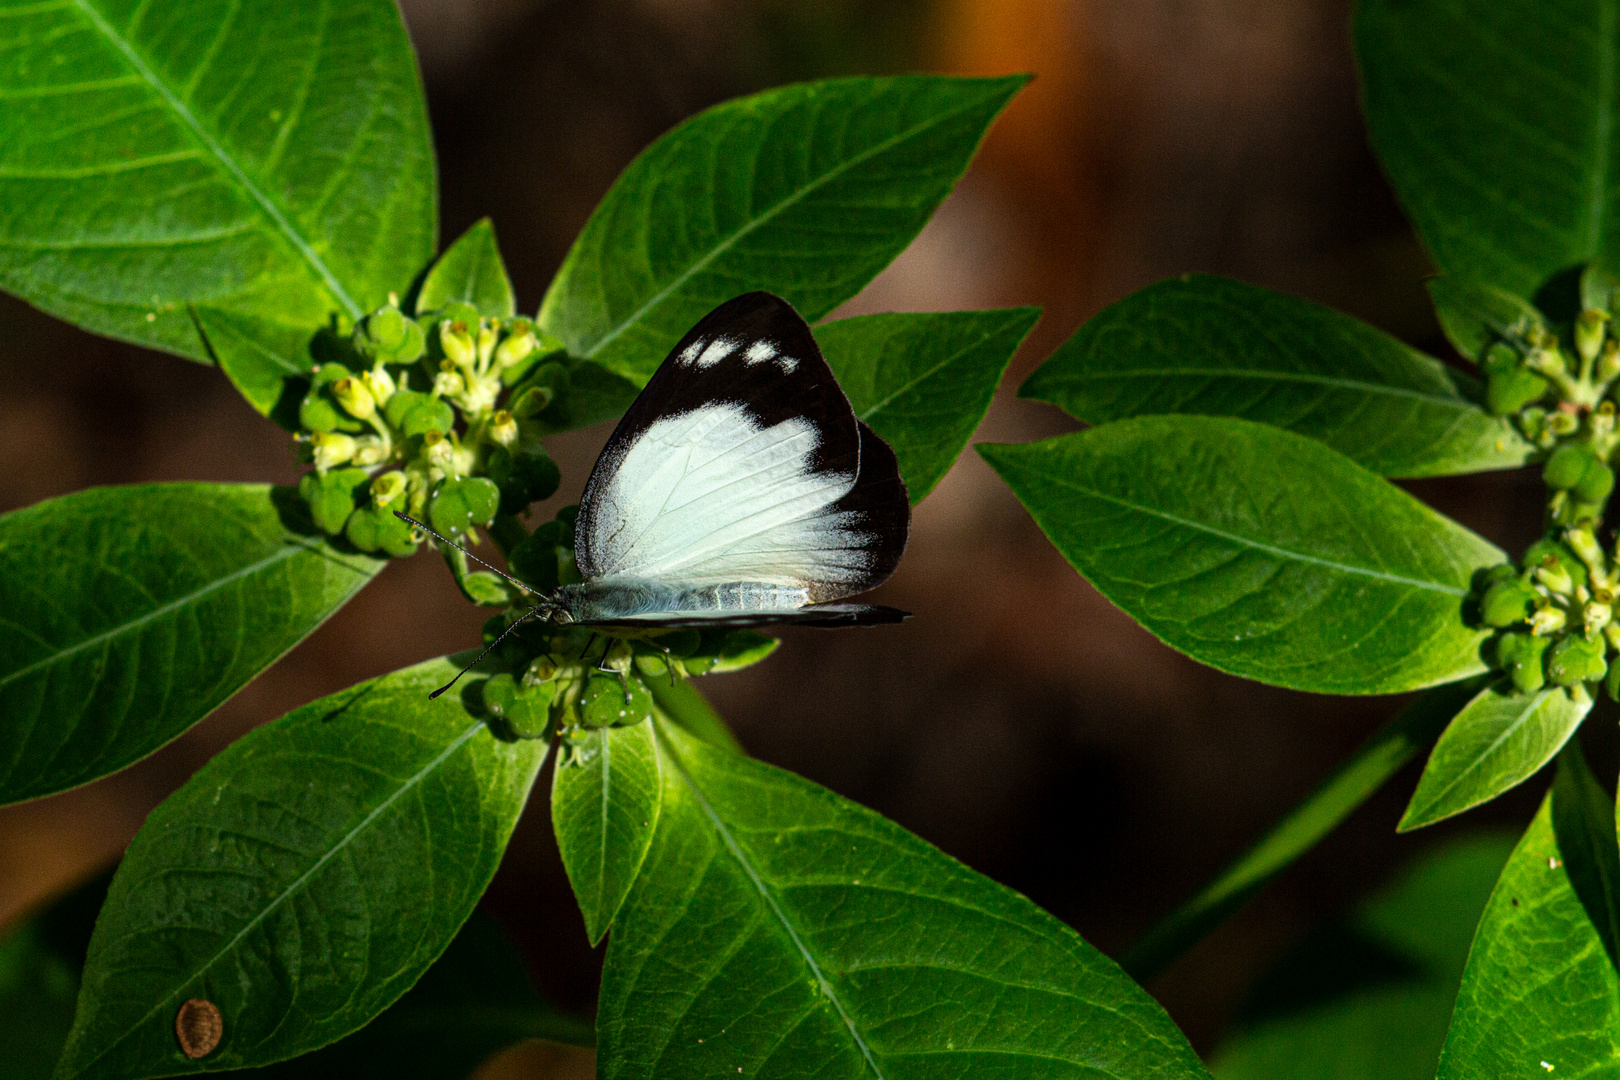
575, 85, 1008, 360
1008, 460, 1473, 596
1415, 689, 1572, 821
1582, 0, 1618, 254
0, 541, 320, 693
847, 313, 1029, 421
659, 722, 886, 1079
62, 719, 488, 1080
66, 0, 361, 318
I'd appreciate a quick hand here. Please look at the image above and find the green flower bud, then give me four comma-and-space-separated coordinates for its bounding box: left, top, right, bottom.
1548, 410, 1581, 436
1496, 631, 1551, 694
1585, 596, 1612, 636
1578, 309, 1610, 363
1567, 526, 1608, 578
1533, 557, 1575, 595
1481, 578, 1539, 627
487, 409, 518, 448
495, 327, 537, 370
482, 672, 554, 739
422, 429, 456, 472
370, 469, 407, 508
370, 307, 408, 349
429, 476, 501, 538
362, 365, 396, 406
1544, 444, 1595, 489
432, 368, 464, 398
476, 321, 498, 364
510, 384, 555, 417
298, 363, 363, 433
332, 377, 376, 421
383, 389, 455, 437
298, 467, 369, 535
1482, 342, 1519, 377
1547, 633, 1608, 687
349, 435, 387, 467
1526, 346, 1567, 378
1525, 539, 1590, 591
524, 655, 562, 686
1601, 340, 1620, 383
1576, 461, 1615, 504
309, 430, 356, 470
1530, 605, 1568, 635
440, 321, 475, 368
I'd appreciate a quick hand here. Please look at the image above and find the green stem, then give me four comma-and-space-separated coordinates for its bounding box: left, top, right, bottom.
1118, 681, 1475, 980
648, 678, 743, 754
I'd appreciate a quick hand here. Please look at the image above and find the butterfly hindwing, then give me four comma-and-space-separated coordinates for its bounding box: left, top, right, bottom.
575, 604, 910, 629
575, 293, 909, 604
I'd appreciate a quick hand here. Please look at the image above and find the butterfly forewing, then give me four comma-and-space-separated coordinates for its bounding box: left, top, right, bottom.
575, 293, 908, 607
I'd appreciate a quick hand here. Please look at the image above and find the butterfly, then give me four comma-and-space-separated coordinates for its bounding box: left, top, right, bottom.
402, 292, 911, 692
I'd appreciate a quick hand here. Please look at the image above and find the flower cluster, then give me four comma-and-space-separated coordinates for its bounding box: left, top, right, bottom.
1480, 291, 1620, 701
293, 298, 568, 560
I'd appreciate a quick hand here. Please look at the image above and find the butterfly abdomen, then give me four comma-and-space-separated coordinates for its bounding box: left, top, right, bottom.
557, 579, 812, 622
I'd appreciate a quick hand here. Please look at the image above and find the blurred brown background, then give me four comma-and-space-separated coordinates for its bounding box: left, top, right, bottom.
0, 0, 1560, 1071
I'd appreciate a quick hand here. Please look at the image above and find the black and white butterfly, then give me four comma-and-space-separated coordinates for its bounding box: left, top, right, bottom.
404, 291, 910, 676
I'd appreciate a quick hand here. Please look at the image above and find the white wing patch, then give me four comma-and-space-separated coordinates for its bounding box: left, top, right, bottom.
584, 403, 870, 588
693, 337, 737, 369
744, 340, 796, 372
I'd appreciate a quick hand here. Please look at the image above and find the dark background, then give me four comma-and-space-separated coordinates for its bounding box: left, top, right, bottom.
0, 0, 1562, 1073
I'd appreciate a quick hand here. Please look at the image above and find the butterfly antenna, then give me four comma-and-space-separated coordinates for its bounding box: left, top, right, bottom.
393, 511, 539, 598
429, 609, 539, 700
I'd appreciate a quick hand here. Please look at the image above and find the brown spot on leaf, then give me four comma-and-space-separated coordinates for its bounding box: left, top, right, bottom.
175, 998, 222, 1059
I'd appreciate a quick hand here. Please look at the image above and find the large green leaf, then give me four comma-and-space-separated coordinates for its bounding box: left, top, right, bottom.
1438, 786, 1620, 1077
52, 657, 548, 1080
0, 483, 382, 806
1124, 683, 1474, 979
0, 0, 435, 361
552, 720, 664, 946
596, 716, 1210, 1080
1022, 275, 1530, 478
1356, 0, 1620, 298
415, 218, 516, 319
538, 75, 1026, 382
1399, 683, 1591, 832
241, 911, 592, 1080
1553, 739, 1620, 968
817, 307, 1038, 502
1211, 832, 1516, 1080
980, 416, 1503, 694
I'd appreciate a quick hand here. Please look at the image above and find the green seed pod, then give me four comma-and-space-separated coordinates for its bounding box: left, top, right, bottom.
1481, 342, 1519, 376
299, 363, 364, 433
429, 476, 501, 539
344, 504, 418, 557
1544, 444, 1595, 489
482, 672, 555, 739
1481, 578, 1539, 627
382, 389, 455, 438
1547, 633, 1608, 687
298, 467, 370, 535
1496, 631, 1551, 694
370, 470, 407, 508
1486, 368, 1550, 415
580, 672, 653, 729
1576, 461, 1615, 503
487, 443, 561, 515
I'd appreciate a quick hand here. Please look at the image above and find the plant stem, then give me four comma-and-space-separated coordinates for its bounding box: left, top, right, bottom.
1118, 680, 1476, 980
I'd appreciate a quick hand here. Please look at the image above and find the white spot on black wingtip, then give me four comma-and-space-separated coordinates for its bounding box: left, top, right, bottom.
679, 340, 703, 365
743, 339, 798, 373
695, 337, 736, 368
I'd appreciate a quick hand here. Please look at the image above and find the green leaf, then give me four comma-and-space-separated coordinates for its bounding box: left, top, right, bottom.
552, 720, 663, 946
980, 416, 1503, 694
1437, 792, 1620, 1077
1021, 275, 1530, 477
0, 0, 435, 361
1356, 0, 1620, 298
193, 306, 316, 424
1399, 682, 1590, 831
1551, 738, 1620, 967
816, 307, 1038, 501
1425, 276, 1549, 361
0, 871, 112, 1080
1124, 682, 1474, 979
597, 716, 1210, 1080
538, 75, 1027, 383
239, 911, 592, 1080
53, 657, 548, 1080
0, 483, 381, 806
415, 218, 516, 320
647, 678, 742, 753
1210, 832, 1516, 1080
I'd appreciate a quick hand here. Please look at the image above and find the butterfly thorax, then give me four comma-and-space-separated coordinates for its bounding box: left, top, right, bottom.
553, 579, 813, 623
